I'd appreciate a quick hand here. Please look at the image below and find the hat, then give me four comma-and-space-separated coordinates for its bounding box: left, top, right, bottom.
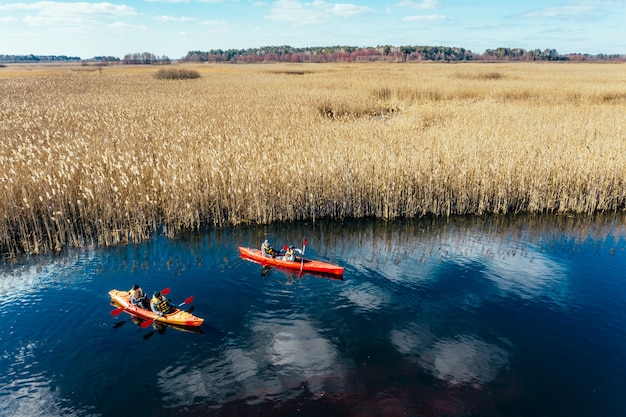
153, 291, 161, 298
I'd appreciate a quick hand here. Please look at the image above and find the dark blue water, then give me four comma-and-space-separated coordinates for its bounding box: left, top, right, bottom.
1, 215, 626, 417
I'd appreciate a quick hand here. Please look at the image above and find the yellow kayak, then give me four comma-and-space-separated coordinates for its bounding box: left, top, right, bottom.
109, 289, 204, 327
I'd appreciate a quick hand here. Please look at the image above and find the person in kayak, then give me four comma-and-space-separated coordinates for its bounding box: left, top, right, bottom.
129, 284, 149, 309
284, 245, 297, 261
261, 239, 277, 258
151, 291, 175, 316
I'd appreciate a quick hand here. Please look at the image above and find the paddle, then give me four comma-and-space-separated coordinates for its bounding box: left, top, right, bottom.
113, 320, 127, 329
299, 238, 307, 275
139, 295, 194, 329
261, 265, 273, 276
110, 287, 170, 316
178, 296, 194, 307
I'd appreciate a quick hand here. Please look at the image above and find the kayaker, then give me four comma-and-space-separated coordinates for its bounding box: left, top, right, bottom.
284, 245, 296, 261
151, 291, 174, 316
129, 284, 149, 309
261, 239, 277, 258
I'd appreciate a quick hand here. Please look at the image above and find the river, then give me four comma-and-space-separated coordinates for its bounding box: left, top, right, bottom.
1, 214, 625, 417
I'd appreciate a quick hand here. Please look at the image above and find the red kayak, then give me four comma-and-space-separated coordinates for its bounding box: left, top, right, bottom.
239, 246, 344, 276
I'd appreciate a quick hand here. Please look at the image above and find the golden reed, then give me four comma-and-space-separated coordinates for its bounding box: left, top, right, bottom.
1, 62, 625, 256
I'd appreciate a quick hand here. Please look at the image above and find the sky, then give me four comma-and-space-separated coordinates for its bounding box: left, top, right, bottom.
0, 0, 625, 59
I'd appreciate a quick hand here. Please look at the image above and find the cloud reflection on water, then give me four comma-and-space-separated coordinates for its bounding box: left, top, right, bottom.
158, 316, 349, 408
420, 335, 510, 388
482, 249, 569, 301
369, 227, 571, 307
0, 342, 96, 417
260, 319, 337, 376
339, 282, 390, 311
0, 250, 97, 308
391, 325, 510, 388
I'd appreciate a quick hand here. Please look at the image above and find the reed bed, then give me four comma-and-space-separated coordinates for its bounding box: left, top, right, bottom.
1, 62, 625, 256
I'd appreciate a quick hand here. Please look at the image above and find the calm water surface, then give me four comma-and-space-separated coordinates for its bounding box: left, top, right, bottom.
1, 214, 626, 417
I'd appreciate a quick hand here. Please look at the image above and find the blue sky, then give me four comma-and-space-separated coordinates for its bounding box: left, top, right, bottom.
0, 0, 624, 59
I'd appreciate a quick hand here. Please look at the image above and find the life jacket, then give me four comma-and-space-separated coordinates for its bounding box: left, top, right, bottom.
151, 296, 171, 313
261, 243, 273, 256
285, 249, 295, 261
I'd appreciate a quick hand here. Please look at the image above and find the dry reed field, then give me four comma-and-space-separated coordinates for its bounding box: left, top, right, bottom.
1, 62, 625, 256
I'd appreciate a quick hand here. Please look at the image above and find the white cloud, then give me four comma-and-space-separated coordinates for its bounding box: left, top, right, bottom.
145, 0, 225, 2
401, 13, 446, 22
329, 2, 373, 16
522, 4, 597, 18
201, 19, 230, 32
201, 19, 227, 25
266, 0, 375, 25
394, 0, 440, 9
110, 22, 146, 30
153, 15, 194, 22
1, 1, 137, 16
145, 0, 191, 3
1, 1, 137, 26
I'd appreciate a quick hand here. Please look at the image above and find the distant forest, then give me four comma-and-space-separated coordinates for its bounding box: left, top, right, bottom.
1, 45, 625, 64
181, 45, 626, 63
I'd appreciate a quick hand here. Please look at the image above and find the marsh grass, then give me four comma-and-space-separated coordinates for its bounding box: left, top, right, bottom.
1, 63, 625, 256
154, 68, 201, 80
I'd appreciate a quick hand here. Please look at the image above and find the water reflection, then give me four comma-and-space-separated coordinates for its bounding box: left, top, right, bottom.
0, 250, 98, 307
1, 342, 97, 417
482, 246, 569, 302
158, 311, 351, 409
1, 213, 626, 417
340, 281, 390, 311
420, 334, 509, 388
310, 213, 626, 265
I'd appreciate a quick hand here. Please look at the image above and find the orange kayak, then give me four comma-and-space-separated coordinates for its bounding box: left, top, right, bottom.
238, 246, 344, 276
108, 289, 204, 327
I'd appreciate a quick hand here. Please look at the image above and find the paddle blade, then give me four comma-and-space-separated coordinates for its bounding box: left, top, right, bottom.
110, 307, 125, 316
140, 318, 155, 329
179, 295, 194, 306
161, 287, 171, 296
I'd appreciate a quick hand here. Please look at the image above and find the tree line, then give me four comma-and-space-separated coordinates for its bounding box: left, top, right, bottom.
181, 45, 626, 63
1, 46, 624, 64
0, 54, 81, 63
